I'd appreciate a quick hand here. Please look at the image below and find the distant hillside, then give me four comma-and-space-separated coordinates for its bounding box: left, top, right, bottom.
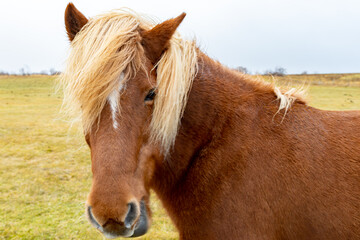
260, 73, 360, 87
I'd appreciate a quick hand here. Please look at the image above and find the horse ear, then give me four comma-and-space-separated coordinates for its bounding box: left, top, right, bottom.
141, 13, 186, 64
64, 3, 88, 41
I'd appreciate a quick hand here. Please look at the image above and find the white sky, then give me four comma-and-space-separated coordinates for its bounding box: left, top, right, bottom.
0, 0, 359, 74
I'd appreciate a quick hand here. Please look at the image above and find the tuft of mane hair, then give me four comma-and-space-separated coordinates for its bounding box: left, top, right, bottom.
234, 73, 307, 121
274, 86, 306, 119
58, 8, 197, 155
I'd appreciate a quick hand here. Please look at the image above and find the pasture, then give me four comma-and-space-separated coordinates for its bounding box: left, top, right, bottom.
0, 74, 359, 239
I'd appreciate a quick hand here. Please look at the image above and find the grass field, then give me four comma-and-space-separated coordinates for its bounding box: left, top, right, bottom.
1, 75, 359, 239
261, 73, 360, 87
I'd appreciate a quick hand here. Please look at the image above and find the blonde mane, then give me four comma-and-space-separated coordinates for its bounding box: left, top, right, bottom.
59, 9, 197, 154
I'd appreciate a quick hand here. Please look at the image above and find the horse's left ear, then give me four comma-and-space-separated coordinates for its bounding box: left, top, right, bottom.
64, 3, 88, 41
141, 13, 186, 64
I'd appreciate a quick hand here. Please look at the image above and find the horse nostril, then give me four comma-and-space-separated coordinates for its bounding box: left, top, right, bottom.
86, 206, 103, 230
124, 201, 138, 229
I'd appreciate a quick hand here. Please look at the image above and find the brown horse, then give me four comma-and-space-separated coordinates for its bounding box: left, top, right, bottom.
60, 3, 360, 239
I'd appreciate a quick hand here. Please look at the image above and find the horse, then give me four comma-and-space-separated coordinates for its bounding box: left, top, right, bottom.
60, 3, 360, 239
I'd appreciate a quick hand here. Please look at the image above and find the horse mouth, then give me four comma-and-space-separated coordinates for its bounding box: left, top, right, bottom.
86, 200, 149, 238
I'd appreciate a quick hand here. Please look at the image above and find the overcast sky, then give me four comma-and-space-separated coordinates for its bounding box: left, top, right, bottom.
1, 0, 359, 74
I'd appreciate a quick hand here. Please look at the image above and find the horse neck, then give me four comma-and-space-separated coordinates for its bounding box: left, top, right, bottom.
151, 51, 277, 204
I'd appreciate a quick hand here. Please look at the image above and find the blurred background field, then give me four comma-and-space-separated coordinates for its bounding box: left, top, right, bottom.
262, 73, 360, 87
0, 74, 359, 239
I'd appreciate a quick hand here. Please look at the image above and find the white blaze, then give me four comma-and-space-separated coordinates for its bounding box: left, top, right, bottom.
108, 73, 124, 129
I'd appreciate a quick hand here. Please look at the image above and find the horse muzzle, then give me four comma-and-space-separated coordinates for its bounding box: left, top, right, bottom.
86, 200, 149, 238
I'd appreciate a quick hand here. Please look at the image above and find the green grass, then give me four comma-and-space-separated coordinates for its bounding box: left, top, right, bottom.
308, 85, 360, 110
0, 75, 359, 239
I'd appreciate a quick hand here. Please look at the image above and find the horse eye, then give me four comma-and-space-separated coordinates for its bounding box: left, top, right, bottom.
145, 88, 156, 102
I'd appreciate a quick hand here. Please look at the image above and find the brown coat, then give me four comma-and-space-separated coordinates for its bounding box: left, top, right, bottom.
152, 52, 360, 239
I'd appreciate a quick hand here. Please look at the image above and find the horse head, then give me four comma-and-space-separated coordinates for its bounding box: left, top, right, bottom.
62, 3, 195, 238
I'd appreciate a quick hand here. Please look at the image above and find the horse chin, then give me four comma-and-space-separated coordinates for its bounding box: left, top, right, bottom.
86, 200, 149, 239
103, 229, 134, 239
